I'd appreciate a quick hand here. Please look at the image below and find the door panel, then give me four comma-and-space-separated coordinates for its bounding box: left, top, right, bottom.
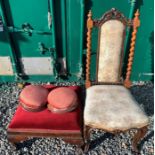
0, 0, 56, 82
4, 0, 51, 31
0, 0, 85, 83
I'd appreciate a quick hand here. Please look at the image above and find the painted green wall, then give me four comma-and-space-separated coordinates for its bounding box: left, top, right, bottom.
132, 0, 154, 81
0, 0, 85, 83
0, 0, 56, 82
0, 0, 154, 83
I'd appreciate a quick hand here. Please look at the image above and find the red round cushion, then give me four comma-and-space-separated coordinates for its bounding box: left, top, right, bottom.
47, 87, 78, 113
19, 85, 49, 111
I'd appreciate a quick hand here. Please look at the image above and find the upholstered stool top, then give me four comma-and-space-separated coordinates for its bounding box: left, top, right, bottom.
84, 85, 149, 132
8, 86, 82, 132
19, 85, 49, 111
8, 105, 81, 132
47, 87, 78, 113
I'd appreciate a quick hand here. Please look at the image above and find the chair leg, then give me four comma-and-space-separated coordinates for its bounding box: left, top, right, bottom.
132, 126, 148, 153
83, 125, 91, 153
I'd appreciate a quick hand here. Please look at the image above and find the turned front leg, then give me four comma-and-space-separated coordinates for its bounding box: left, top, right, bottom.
132, 126, 148, 153
83, 125, 92, 153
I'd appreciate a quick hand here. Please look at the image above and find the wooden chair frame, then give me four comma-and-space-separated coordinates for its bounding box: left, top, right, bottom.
84, 8, 148, 153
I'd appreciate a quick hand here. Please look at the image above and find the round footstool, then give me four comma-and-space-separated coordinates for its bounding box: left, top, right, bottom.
19, 85, 49, 112
47, 87, 78, 113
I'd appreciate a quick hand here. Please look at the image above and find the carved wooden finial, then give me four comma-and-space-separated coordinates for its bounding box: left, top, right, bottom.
85, 10, 93, 89
133, 9, 140, 28
124, 9, 140, 88
135, 9, 140, 16
87, 10, 93, 29
88, 10, 92, 17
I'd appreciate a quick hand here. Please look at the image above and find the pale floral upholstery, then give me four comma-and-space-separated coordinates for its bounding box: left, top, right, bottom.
84, 85, 149, 132
98, 20, 125, 82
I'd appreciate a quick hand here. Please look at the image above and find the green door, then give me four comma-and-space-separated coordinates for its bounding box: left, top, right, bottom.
0, 0, 57, 82
0, 0, 85, 83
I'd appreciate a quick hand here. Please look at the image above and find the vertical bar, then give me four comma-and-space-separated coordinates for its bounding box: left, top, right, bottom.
0, 0, 19, 79
85, 10, 93, 88
129, 0, 136, 19
125, 0, 136, 53
79, 0, 85, 75
61, 0, 67, 74
124, 9, 140, 88
49, 0, 58, 78
49, 0, 56, 49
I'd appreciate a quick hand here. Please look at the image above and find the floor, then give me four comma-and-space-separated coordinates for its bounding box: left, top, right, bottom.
0, 82, 154, 155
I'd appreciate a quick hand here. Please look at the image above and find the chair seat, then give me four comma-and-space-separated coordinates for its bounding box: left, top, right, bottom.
84, 85, 149, 132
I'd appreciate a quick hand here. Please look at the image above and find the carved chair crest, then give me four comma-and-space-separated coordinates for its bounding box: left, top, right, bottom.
93, 8, 131, 27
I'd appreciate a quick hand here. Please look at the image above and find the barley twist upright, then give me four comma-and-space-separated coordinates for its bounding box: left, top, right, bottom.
124, 10, 140, 88
86, 11, 93, 88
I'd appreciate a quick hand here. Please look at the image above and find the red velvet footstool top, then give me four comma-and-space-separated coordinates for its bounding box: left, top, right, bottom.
8, 86, 82, 133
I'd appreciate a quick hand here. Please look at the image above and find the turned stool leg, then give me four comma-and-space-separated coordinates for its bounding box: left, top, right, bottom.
132, 126, 148, 153
8, 132, 31, 144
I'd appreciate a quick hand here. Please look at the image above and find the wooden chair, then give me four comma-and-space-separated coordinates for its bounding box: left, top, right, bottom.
84, 8, 149, 153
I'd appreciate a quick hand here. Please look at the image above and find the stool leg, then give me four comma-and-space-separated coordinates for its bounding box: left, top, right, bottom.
132, 126, 148, 153
8, 132, 29, 144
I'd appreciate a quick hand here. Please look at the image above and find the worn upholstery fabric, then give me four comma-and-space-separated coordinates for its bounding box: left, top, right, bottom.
98, 20, 125, 83
84, 85, 149, 131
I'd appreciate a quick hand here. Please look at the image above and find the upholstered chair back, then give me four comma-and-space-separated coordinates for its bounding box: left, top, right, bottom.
92, 9, 131, 84
85, 8, 138, 88
97, 19, 125, 83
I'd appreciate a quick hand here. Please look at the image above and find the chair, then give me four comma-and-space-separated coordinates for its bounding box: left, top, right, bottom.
84, 8, 149, 153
